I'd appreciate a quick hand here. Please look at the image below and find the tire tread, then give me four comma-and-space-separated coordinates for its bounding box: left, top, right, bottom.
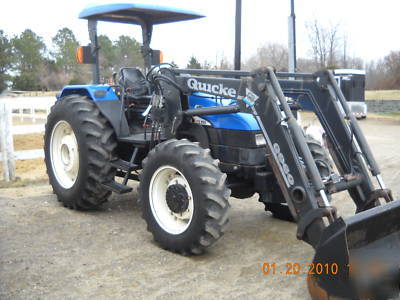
139, 139, 230, 255
44, 95, 117, 210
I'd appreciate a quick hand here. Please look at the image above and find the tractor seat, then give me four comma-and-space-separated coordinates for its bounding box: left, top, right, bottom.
118, 68, 151, 100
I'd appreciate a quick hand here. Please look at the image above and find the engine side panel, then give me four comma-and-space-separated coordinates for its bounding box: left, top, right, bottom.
188, 93, 260, 131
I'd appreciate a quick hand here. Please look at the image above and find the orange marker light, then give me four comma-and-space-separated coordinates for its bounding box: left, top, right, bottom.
159, 51, 163, 64
76, 46, 84, 64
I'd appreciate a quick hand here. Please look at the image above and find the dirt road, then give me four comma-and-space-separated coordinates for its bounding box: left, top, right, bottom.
1, 118, 400, 299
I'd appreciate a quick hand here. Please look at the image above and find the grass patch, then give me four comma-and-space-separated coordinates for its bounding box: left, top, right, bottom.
17, 91, 58, 97
14, 133, 44, 151
365, 90, 400, 100
0, 177, 48, 189
376, 112, 400, 118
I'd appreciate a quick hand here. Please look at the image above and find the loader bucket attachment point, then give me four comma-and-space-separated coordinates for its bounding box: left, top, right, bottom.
309, 200, 400, 299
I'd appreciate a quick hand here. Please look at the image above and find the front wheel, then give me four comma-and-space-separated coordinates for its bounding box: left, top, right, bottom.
139, 139, 230, 255
260, 135, 333, 222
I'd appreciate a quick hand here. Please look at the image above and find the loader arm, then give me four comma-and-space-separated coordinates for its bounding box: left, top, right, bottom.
153, 67, 400, 299
278, 72, 381, 212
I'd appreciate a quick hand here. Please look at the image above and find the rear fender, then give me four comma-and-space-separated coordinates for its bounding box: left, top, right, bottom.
59, 85, 129, 137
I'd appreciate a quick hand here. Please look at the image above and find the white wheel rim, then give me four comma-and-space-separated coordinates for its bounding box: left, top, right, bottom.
50, 120, 79, 189
149, 166, 194, 235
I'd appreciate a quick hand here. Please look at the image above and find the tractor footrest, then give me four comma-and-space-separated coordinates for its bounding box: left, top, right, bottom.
110, 159, 139, 172
118, 133, 166, 146
102, 181, 133, 194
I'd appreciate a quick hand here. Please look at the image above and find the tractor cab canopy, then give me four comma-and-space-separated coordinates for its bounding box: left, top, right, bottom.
78, 3, 204, 82
79, 3, 204, 25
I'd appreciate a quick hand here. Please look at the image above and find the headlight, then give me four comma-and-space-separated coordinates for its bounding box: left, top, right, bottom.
255, 133, 266, 146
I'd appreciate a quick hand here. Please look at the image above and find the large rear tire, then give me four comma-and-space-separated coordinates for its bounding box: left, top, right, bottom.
139, 139, 230, 255
306, 135, 332, 179
44, 95, 117, 210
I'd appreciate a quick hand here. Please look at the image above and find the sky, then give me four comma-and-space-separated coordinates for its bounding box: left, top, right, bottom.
1, 0, 399, 68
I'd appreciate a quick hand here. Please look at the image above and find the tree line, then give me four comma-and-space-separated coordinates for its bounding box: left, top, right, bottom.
1, 22, 399, 92
187, 20, 400, 91
0, 28, 144, 92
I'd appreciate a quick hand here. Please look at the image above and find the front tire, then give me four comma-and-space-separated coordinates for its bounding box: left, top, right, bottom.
44, 95, 117, 210
260, 135, 333, 222
139, 139, 230, 255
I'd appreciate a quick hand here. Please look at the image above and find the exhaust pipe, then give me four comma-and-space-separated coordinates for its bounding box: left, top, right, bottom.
308, 200, 400, 299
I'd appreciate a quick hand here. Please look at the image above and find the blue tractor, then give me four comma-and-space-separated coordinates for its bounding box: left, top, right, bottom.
44, 3, 400, 298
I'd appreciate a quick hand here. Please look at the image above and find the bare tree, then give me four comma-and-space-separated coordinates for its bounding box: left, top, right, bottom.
306, 19, 342, 69
365, 60, 386, 90
296, 57, 318, 73
214, 55, 232, 70
201, 60, 212, 70
383, 51, 400, 88
244, 42, 288, 71
342, 33, 348, 68
365, 51, 400, 90
346, 56, 364, 69
327, 23, 340, 66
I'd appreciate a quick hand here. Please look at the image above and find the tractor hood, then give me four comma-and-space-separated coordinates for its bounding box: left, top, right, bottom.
79, 2, 205, 25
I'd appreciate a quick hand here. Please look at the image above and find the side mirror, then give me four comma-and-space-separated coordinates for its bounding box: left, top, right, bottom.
76, 46, 96, 64
151, 50, 163, 65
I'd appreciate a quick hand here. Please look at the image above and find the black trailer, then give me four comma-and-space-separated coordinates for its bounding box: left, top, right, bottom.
298, 69, 367, 118
334, 69, 367, 118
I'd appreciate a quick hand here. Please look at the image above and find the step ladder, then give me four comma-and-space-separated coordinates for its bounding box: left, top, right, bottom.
102, 148, 140, 194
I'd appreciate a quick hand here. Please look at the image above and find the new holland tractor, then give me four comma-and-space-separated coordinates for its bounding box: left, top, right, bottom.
44, 3, 400, 299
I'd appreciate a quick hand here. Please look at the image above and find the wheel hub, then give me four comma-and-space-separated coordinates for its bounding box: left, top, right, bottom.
50, 120, 79, 189
59, 134, 77, 171
60, 143, 70, 165
166, 183, 189, 213
149, 165, 194, 235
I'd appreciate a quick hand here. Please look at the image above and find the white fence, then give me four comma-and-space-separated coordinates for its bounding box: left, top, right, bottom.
0, 97, 56, 181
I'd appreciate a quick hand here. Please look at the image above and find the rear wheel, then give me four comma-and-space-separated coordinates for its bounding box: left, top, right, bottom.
139, 139, 230, 255
44, 95, 117, 210
263, 202, 295, 222
306, 136, 332, 179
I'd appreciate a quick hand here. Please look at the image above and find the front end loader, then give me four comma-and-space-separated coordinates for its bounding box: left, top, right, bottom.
44, 3, 400, 299
144, 66, 400, 299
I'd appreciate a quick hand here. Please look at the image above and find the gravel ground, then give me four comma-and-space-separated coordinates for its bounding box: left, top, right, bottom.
1, 118, 400, 299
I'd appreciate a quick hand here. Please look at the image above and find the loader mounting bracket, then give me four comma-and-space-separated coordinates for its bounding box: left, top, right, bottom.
296, 207, 337, 241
